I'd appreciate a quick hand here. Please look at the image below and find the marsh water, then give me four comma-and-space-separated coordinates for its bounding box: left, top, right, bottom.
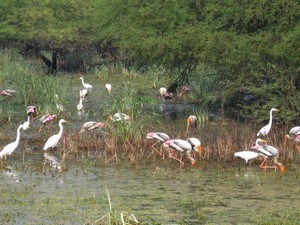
1, 155, 300, 224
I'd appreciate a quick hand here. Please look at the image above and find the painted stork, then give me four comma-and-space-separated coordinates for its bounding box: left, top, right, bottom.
38, 114, 56, 133
108, 113, 131, 122
186, 115, 197, 137
146, 132, 170, 158
79, 121, 105, 133
284, 126, 300, 153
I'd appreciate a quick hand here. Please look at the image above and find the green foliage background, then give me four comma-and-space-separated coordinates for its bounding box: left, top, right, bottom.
0, 0, 299, 123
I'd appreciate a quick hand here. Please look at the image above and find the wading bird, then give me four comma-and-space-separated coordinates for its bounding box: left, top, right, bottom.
79, 89, 89, 100
0, 89, 16, 96
105, 84, 112, 95
27, 106, 37, 119
79, 121, 105, 133
250, 139, 285, 172
257, 108, 280, 137
79, 76, 93, 90
186, 115, 197, 137
77, 98, 84, 112
0, 124, 26, 159
38, 114, 56, 133
54, 94, 64, 112
284, 126, 300, 153
234, 139, 267, 165
22, 116, 31, 130
146, 132, 170, 158
163, 138, 203, 167
43, 119, 67, 151
107, 113, 130, 122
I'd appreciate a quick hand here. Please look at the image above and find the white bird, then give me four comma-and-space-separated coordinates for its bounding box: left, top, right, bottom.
54, 94, 64, 112
79, 121, 105, 133
43, 119, 67, 151
107, 113, 130, 122
163, 138, 203, 167
250, 139, 285, 172
257, 108, 280, 137
77, 98, 84, 111
234, 151, 259, 164
146, 132, 170, 157
22, 116, 31, 130
79, 89, 89, 100
158, 87, 167, 98
79, 77, 93, 90
0, 124, 25, 159
105, 84, 112, 95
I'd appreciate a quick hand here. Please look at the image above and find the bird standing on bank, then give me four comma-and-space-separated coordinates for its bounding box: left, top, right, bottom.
43, 119, 67, 151
0, 124, 26, 159
27, 106, 37, 119
79, 121, 105, 133
105, 84, 112, 95
257, 108, 280, 137
80, 77, 93, 90
186, 115, 197, 137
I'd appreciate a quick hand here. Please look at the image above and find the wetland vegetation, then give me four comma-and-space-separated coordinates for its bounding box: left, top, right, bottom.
1, 1, 299, 224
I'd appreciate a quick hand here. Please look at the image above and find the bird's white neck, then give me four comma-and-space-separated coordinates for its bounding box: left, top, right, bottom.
15, 125, 23, 145
81, 78, 85, 85
268, 109, 274, 126
58, 121, 64, 137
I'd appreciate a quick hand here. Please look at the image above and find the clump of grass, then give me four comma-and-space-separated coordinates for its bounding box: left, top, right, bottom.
93, 188, 140, 225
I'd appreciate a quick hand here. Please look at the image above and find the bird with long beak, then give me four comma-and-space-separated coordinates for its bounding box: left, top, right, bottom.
250, 138, 285, 172
284, 126, 300, 153
38, 114, 56, 134
27, 106, 37, 119
105, 84, 112, 95
146, 132, 170, 158
257, 108, 280, 137
79, 121, 105, 133
163, 138, 203, 167
186, 115, 197, 137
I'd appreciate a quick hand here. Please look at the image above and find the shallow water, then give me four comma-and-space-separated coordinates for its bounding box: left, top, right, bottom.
1, 155, 299, 224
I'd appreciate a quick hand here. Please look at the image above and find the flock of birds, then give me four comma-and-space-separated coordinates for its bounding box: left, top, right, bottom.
0, 78, 299, 172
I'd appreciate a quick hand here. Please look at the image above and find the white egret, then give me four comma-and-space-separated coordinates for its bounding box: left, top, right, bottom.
0, 124, 25, 159
43, 119, 67, 151
77, 98, 84, 111
79, 89, 89, 100
22, 116, 31, 130
79, 77, 93, 90
54, 94, 64, 112
257, 108, 280, 137
105, 84, 112, 95
234, 151, 259, 165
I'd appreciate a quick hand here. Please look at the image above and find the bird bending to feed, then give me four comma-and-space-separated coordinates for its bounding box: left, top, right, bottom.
158, 87, 167, 98
0, 89, 16, 96
250, 138, 285, 172
0, 124, 25, 159
43, 119, 67, 151
163, 138, 203, 167
79, 121, 105, 133
79, 76, 93, 90
257, 108, 280, 137
234, 138, 267, 165
38, 114, 56, 133
284, 126, 300, 153
27, 106, 37, 119
108, 113, 130, 122
146, 132, 170, 158
105, 84, 112, 95
186, 115, 197, 136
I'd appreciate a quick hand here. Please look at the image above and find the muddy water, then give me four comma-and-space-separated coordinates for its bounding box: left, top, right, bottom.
1, 156, 299, 224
